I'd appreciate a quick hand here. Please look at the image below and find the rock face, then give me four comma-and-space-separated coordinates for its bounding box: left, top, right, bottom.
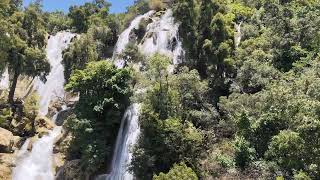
0, 128, 14, 153
34, 116, 55, 137
0, 153, 16, 180
56, 160, 85, 180
55, 109, 73, 126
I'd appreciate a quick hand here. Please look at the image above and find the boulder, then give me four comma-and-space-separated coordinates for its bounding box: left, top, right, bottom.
53, 153, 65, 173
55, 109, 73, 126
48, 100, 64, 118
0, 153, 16, 180
0, 128, 14, 153
34, 116, 54, 136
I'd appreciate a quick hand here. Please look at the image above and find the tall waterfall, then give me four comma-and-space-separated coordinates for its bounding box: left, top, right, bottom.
105, 9, 184, 180
106, 104, 140, 180
35, 32, 75, 116
13, 32, 75, 180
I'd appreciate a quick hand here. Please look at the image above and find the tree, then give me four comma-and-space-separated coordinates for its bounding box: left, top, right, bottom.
68, 0, 111, 33
6, 3, 50, 104
62, 34, 98, 82
266, 130, 304, 172
131, 55, 209, 179
65, 60, 132, 173
234, 136, 255, 169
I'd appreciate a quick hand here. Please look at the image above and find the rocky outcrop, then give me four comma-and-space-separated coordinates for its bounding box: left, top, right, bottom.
55, 109, 73, 126
0, 153, 16, 180
34, 116, 54, 137
56, 159, 85, 180
0, 128, 14, 153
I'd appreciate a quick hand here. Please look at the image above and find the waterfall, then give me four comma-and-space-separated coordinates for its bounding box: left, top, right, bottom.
12, 127, 62, 180
139, 9, 185, 65
35, 32, 75, 116
0, 67, 9, 90
113, 10, 155, 68
13, 31, 75, 180
106, 104, 140, 180
105, 9, 184, 180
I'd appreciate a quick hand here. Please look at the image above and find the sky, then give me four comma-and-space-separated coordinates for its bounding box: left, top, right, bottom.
23, 0, 135, 13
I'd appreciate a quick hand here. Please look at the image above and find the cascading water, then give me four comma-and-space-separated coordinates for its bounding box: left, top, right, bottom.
13, 31, 75, 180
105, 9, 184, 180
0, 67, 9, 90
106, 104, 140, 180
35, 32, 75, 116
113, 10, 155, 68
139, 9, 185, 65
13, 127, 62, 180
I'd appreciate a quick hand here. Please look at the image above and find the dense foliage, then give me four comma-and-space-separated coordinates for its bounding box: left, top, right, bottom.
153, 162, 198, 180
1, 0, 320, 179
0, 0, 50, 104
65, 61, 133, 174
170, 0, 320, 179
130, 54, 215, 179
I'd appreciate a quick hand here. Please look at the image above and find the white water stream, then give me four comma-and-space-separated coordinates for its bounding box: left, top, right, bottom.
105, 9, 184, 180
113, 10, 155, 68
139, 9, 185, 65
106, 104, 140, 180
35, 32, 75, 116
0, 67, 9, 90
13, 32, 75, 180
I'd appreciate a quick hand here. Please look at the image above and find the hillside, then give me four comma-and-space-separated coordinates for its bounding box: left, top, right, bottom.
0, 0, 319, 180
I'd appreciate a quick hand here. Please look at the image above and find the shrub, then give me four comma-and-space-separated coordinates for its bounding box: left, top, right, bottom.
149, 0, 166, 11
153, 162, 198, 180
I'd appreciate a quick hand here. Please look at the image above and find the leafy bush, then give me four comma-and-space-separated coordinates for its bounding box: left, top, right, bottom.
149, 0, 166, 11
234, 136, 255, 169
23, 92, 39, 120
266, 130, 305, 172
153, 162, 198, 180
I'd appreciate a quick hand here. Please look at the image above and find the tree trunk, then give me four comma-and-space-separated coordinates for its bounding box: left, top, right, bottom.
8, 69, 19, 105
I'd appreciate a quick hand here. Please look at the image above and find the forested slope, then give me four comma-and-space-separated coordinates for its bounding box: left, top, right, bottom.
0, 0, 319, 179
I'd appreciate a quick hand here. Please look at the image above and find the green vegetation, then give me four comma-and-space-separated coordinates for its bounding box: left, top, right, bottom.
1, 0, 320, 179
65, 61, 133, 174
131, 54, 213, 179
153, 162, 198, 180
0, 1, 50, 104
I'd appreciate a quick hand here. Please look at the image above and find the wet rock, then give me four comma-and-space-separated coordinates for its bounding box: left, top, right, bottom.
34, 116, 55, 138
0, 128, 14, 153
48, 100, 64, 118
55, 109, 73, 126
35, 116, 54, 132
53, 153, 65, 173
